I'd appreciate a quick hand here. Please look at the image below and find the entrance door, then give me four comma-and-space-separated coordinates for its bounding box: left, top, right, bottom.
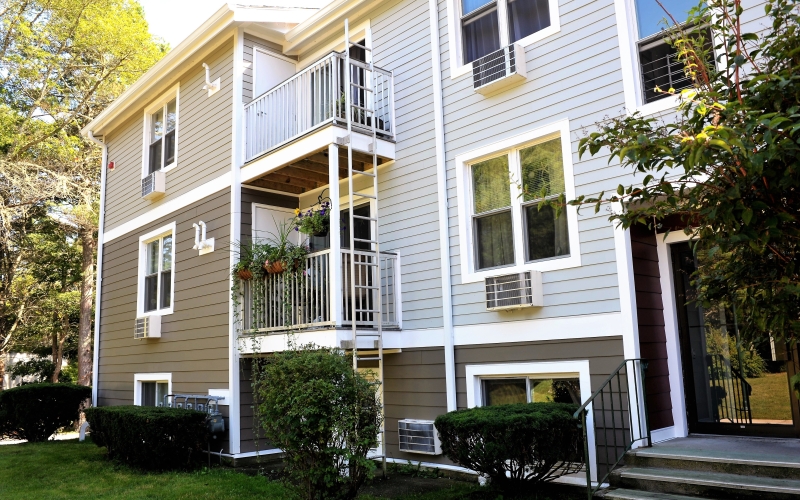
671, 242, 800, 436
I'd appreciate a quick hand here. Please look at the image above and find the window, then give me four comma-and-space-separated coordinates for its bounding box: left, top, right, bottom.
470, 137, 569, 271
482, 377, 581, 406
138, 223, 175, 316
633, 0, 712, 103
141, 381, 170, 407
143, 86, 179, 176
134, 373, 172, 407
460, 0, 553, 64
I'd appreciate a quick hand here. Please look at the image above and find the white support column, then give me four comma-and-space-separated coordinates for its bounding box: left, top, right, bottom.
328, 144, 342, 326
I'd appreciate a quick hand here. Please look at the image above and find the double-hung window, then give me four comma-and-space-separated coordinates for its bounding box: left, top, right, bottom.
633, 0, 712, 104
139, 224, 175, 316
470, 136, 569, 271
460, 0, 553, 64
148, 98, 177, 173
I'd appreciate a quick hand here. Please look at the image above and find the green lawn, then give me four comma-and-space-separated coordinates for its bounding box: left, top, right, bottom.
0, 439, 581, 500
748, 372, 794, 421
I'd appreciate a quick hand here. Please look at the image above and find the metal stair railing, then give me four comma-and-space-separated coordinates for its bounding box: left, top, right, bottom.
573, 359, 651, 500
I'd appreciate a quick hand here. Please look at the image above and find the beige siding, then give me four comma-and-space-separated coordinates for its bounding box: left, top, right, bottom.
104, 39, 234, 233
98, 189, 231, 408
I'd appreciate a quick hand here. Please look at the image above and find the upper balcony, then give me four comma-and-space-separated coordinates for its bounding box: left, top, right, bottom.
243, 51, 395, 165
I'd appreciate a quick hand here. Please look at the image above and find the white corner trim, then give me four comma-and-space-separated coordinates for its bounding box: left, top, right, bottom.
103, 171, 231, 243
613, 217, 640, 360
613, 0, 638, 112
229, 27, 245, 456
133, 372, 172, 406
454, 118, 581, 284
445, 0, 560, 80
655, 230, 692, 438
429, 0, 457, 414
136, 222, 176, 318
464, 359, 597, 482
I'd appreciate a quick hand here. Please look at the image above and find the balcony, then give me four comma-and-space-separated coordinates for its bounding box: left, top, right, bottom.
244, 51, 395, 164
241, 250, 400, 335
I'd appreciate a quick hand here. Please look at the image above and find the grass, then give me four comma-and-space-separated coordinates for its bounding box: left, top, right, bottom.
748, 372, 794, 421
0, 439, 583, 500
0, 439, 288, 500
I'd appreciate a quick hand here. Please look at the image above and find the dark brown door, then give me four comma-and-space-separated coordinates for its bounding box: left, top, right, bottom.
671, 242, 800, 437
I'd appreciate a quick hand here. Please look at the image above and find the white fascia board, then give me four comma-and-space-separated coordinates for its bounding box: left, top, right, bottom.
231, 5, 320, 24
283, 0, 379, 55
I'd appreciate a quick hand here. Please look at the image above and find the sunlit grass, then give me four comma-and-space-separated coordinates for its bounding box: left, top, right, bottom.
748, 372, 794, 421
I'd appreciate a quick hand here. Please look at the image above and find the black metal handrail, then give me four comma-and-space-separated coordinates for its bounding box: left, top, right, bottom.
573, 359, 651, 500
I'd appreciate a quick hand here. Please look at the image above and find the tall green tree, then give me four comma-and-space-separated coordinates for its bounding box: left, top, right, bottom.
562, 0, 800, 343
0, 0, 165, 386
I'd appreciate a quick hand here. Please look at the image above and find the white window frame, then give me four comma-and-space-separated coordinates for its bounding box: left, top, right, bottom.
137, 222, 176, 317
615, 0, 723, 116
464, 360, 596, 481
133, 373, 172, 406
455, 118, 580, 283
446, 0, 560, 79
141, 83, 180, 178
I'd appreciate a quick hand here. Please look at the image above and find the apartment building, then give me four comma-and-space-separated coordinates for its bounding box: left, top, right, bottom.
82, 0, 798, 486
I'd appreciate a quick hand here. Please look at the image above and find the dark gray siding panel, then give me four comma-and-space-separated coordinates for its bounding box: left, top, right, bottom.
383, 348, 449, 464
98, 189, 231, 422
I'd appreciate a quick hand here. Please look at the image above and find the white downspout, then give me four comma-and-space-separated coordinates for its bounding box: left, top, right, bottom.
428, 0, 457, 412
87, 130, 108, 407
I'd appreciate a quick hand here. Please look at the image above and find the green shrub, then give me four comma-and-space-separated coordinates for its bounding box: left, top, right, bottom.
434, 403, 583, 493
0, 383, 90, 442
254, 344, 382, 500
84, 406, 209, 471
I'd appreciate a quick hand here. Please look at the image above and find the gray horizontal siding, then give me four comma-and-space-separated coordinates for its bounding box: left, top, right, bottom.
436, 0, 628, 327
104, 39, 234, 233
98, 189, 232, 454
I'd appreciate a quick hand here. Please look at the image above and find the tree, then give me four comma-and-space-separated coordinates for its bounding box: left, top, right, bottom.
558, 0, 800, 346
0, 0, 165, 386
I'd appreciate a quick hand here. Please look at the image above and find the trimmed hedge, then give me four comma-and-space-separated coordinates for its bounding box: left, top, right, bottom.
434, 402, 583, 492
0, 383, 91, 442
84, 406, 209, 471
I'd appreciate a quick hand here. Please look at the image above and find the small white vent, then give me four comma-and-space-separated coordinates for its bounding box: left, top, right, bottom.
398, 419, 441, 455
134, 315, 161, 339
472, 43, 527, 95
485, 271, 543, 311
141, 171, 166, 200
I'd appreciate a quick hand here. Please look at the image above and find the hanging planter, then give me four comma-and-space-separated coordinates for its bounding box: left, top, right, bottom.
236, 268, 254, 281
294, 192, 331, 237
263, 259, 285, 274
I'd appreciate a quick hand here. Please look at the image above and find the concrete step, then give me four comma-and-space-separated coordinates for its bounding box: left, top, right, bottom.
612, 466, 800, 500
598, 488, 706, 500
627, 445, 800, 480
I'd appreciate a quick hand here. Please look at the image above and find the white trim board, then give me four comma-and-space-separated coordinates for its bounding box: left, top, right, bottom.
454, 118, 581, 283
655, 230, 694, 439
464, 360, 597, 482
141, 83, 180, 178
103, 171, 231, 243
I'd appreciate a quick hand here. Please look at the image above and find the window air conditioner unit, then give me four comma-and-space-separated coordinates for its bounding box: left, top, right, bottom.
398, 419, 441, 455
134, 315, 161, 339
472, 43, 527, 95
485, 271, 543, 311
141, 170, 166, 200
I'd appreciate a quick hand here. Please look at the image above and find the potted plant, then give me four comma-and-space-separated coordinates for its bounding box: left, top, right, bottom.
234, 261, 253, 281
286, 242, 310, 270
294, 201, 330, 237
263, 219, 295, 274
233, 241, 266, 280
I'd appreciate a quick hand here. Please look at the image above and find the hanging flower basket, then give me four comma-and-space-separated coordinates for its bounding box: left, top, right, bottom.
236, 268, 253, 281
263, 260, 285, 274
294, 201, 331, 237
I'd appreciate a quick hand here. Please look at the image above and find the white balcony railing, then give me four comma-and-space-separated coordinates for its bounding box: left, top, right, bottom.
242, 249, 400, 334
244, 52, 395, 163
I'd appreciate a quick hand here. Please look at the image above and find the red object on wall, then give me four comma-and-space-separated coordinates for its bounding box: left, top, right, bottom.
107, 161, 115, 170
